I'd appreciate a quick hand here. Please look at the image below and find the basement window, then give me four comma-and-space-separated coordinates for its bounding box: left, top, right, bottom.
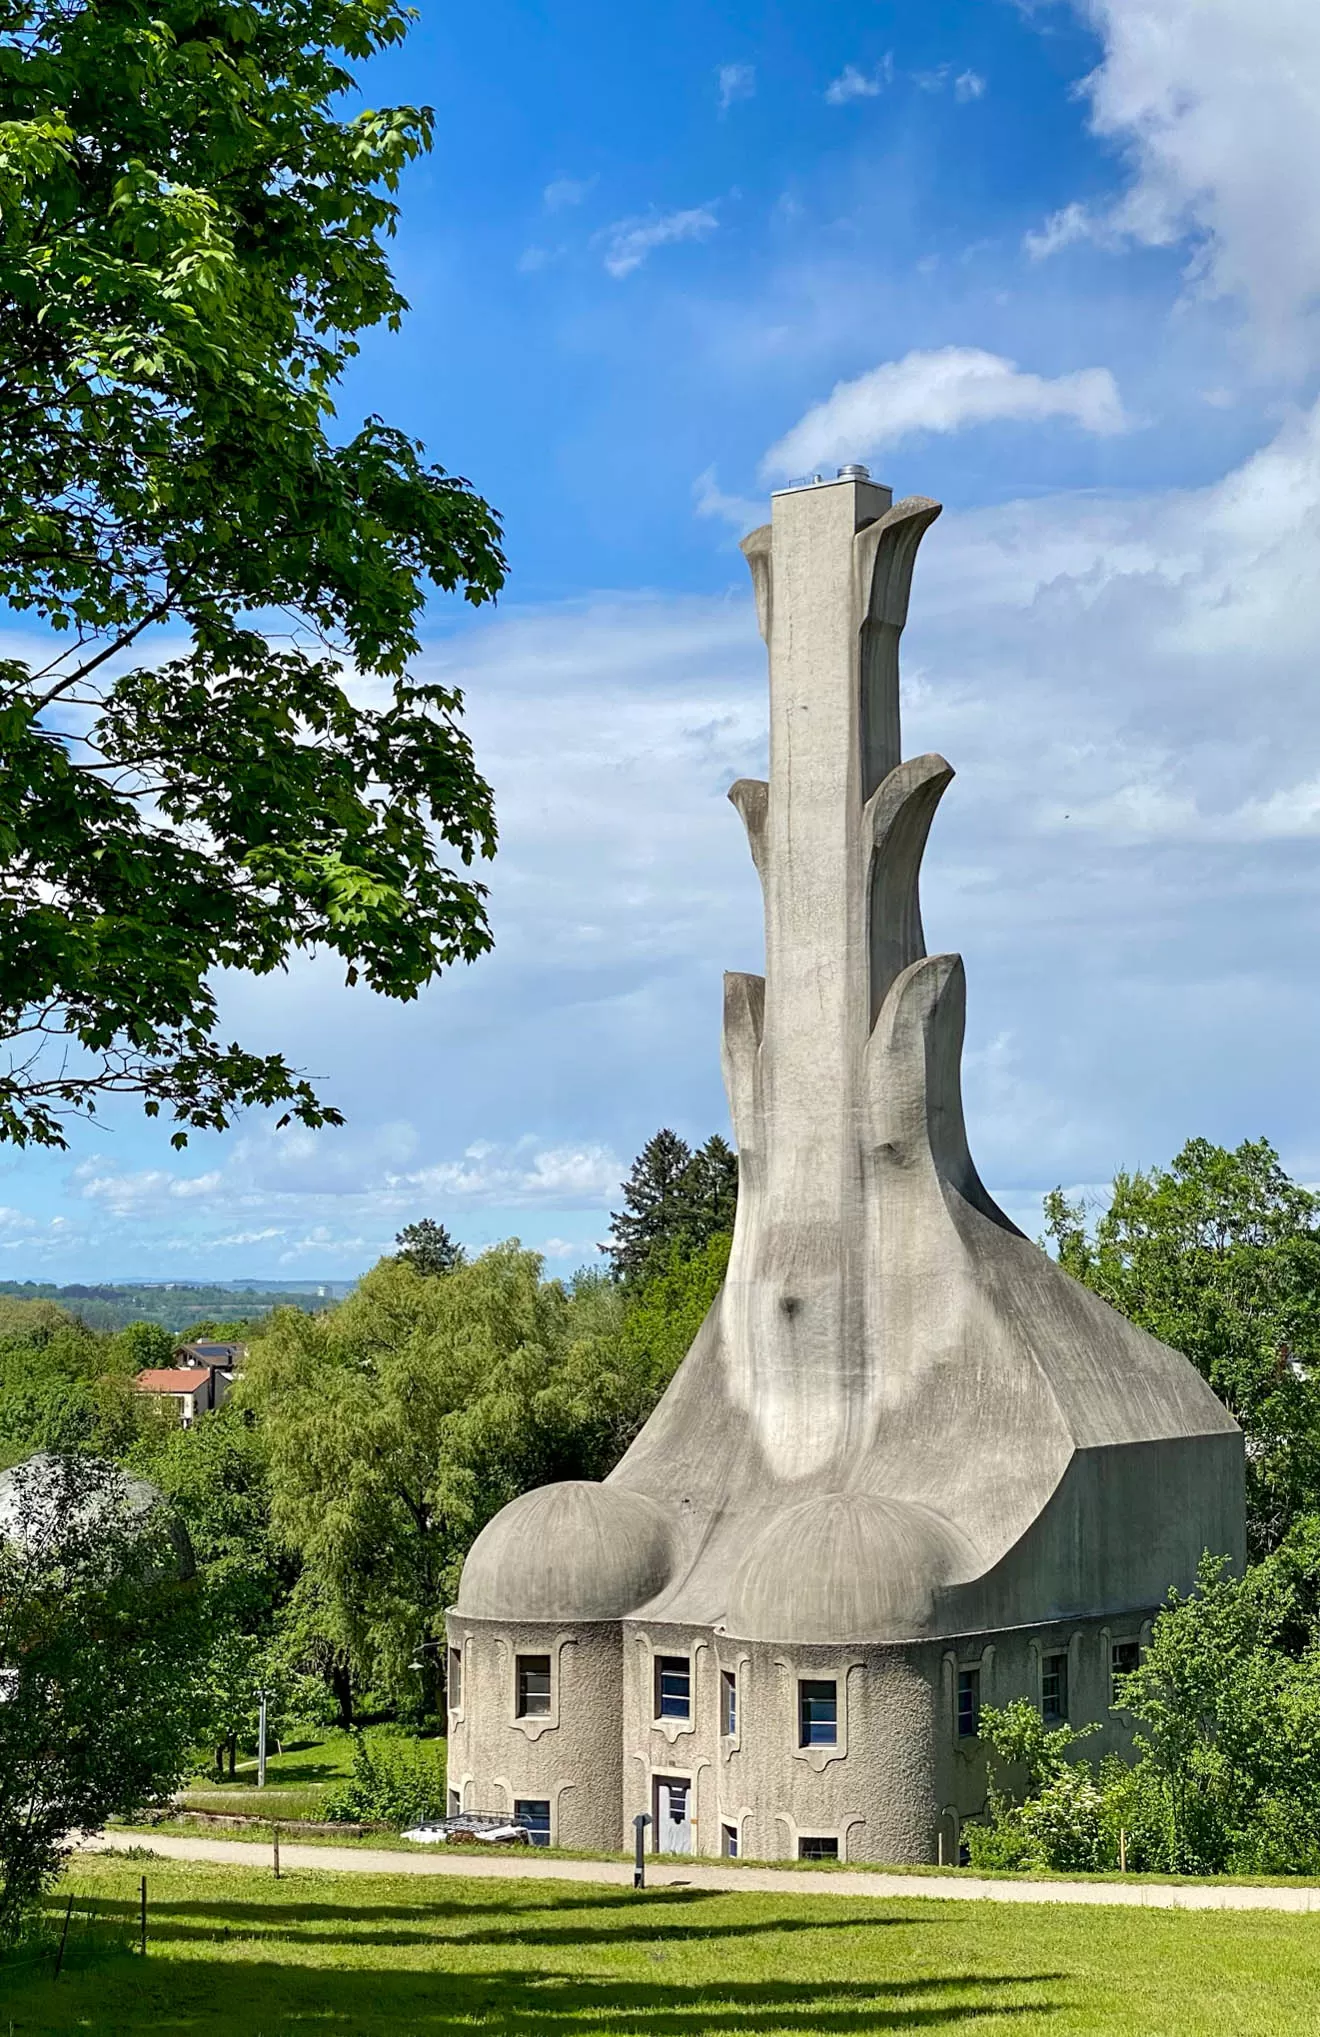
722, 1822, 739, 1858
957, 1667, 981, 1739
799, 1679, 837, 1747
516, 1654, 551, 1717
721, 1669, 738, 1737
656, 1656, 691, 1720
515, 1798, 551, 1847
798, 1835, 839, 1861
1041, 1651, 1069, 1726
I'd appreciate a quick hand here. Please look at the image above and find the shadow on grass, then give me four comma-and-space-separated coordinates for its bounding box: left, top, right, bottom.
0, 1954, 1066, 2033
64, 1887, 945, 1954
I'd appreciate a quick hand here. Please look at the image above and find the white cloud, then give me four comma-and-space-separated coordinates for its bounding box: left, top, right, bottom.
761, 346, 1130, 476
915, 63, 987, 100
825, 60, 890, 106
716, 63, 755, 112
31, 392, 1320, 1267
602, 206, 719, 279
1033, 0, 1320, 368
692, 466, 762, 533
543, 176, 595, 212
1024, 200, 1103, 261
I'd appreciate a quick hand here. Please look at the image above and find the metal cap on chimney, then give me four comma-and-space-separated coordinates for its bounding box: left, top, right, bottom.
836, 463, 871, 481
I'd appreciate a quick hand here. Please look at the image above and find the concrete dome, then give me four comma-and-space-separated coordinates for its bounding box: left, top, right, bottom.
726, 1492, 975, 1644
457, 1479, 675, 1621
0, 1452, 194, 1580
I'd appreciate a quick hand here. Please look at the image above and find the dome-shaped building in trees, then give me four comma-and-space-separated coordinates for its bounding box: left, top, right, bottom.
446, 470, 1244, 1864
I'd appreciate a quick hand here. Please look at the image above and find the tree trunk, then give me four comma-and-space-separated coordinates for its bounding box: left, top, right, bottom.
227, 1732, 237, 1779
331, 1662, 353, 1730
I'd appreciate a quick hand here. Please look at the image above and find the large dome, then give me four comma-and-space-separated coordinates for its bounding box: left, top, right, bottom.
457, 1480, 675, 1621
0, 1452, 194, 1580
726, 1491, 975, 1644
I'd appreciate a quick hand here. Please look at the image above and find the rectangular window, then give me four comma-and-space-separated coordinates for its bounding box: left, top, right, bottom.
799, 1679, 838, 1747
656, 1655, 691, 1720
1111, 1639, 1140, 1705
721, 1668, 737, 1737
515, 1798, 551, 1847
448, 1646, 463, 1713
957, 1667, 981, 1739
1041, 1651, 1069, 1725
721, 1822, 739, 1858
799, 1835, 839, 1861
516, 1653, 551, 1718
448, 1788, 460, 1818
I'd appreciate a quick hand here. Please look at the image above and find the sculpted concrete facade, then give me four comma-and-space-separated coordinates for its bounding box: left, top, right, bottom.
448, 471, 1245, 1863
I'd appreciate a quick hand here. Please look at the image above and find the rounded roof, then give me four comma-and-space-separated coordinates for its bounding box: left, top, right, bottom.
0, 1452, 194, 1581
725, 1491, 975, 1644
457, 1479, 675, 1622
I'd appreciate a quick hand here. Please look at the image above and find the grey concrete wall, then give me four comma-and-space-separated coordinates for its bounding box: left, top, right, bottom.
445, 1613, 624, 1852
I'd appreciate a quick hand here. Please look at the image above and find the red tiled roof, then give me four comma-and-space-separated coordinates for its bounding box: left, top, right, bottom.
135, 1368, 209, 1393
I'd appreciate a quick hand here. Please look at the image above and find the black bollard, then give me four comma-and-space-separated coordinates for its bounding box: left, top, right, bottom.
633, 1810, 651, 1889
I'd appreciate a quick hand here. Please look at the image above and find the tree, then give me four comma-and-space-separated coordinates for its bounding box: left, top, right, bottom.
563, 1235, 731, 1466
605, 1129, 739, 1283
1045, 1138, 1320, 1554
394, 1218, 464, 1278
107, 1320, 176, 1372
133, 1396, 310, 1774
0, 1453, 204, 1937
244, 1248, 599, 1716
0, 0, 505, 1151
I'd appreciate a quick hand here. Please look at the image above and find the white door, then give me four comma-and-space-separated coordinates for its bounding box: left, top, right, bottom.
655, 1777, 691, 1854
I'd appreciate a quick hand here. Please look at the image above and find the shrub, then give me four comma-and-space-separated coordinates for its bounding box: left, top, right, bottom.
322, 1733, 447, 1827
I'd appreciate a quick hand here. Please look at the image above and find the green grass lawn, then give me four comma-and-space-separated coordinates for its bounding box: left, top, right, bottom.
178, 1726, 432, 1823
3, 1851, 1319, 2034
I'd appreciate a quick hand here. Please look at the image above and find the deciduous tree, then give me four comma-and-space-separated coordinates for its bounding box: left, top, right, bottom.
1045, 1138, 1320, 1553
0, 0, 505, 1150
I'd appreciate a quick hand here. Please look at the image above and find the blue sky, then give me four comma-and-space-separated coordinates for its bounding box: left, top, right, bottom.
14, 0, 1320, 1278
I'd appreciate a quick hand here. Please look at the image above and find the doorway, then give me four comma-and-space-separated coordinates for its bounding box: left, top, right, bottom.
653, 1775, 692, 1854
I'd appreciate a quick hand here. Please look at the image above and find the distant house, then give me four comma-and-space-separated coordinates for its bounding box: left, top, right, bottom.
174, 1339, 246, 1375
134, 1365, 227, 1428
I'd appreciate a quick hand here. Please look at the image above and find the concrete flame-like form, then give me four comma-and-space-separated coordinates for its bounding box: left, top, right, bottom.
449, 474, 1244, 1862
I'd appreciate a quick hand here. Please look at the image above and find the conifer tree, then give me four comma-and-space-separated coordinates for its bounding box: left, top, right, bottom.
394, 1219, 464, 1278
605, 1129, 739, 1283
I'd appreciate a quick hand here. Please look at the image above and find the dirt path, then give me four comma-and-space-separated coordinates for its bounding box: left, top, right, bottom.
79, 1829, 1320, 1913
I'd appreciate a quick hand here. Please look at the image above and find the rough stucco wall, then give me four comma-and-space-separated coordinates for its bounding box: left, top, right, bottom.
621, 1622, 936, 1864
445, 1614, 623, 1851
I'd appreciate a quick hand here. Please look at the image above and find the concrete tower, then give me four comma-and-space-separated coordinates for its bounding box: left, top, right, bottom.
447, 473, 1244, 1864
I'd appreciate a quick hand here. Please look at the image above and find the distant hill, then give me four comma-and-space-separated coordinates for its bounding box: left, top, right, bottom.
0, 1279, 354, 1335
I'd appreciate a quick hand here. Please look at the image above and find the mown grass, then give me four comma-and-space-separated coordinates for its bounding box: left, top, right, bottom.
178, 1726, 364, 1821
4, 1851, 1320, 2033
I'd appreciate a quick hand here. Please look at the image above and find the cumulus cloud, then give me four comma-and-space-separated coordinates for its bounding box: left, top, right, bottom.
716, 63, 755, 112
30, 395, 1320, 1269
1031, 0, 1320, 368
602, 206, 718, 278
761, 346, 1129, 476
825, 60, 890, 105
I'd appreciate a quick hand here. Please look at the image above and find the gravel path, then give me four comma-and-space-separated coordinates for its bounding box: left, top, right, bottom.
80, 1829, 1320, 1913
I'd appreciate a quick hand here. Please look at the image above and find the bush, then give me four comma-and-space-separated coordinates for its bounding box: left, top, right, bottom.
966, 1700, 1117, 1875
322, 1733, 447, 1827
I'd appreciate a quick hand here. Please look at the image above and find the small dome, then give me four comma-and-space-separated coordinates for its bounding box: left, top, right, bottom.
0, 1452, 194, 1581
457, 1480, 675, 1621
726, 1491, 974, 1644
